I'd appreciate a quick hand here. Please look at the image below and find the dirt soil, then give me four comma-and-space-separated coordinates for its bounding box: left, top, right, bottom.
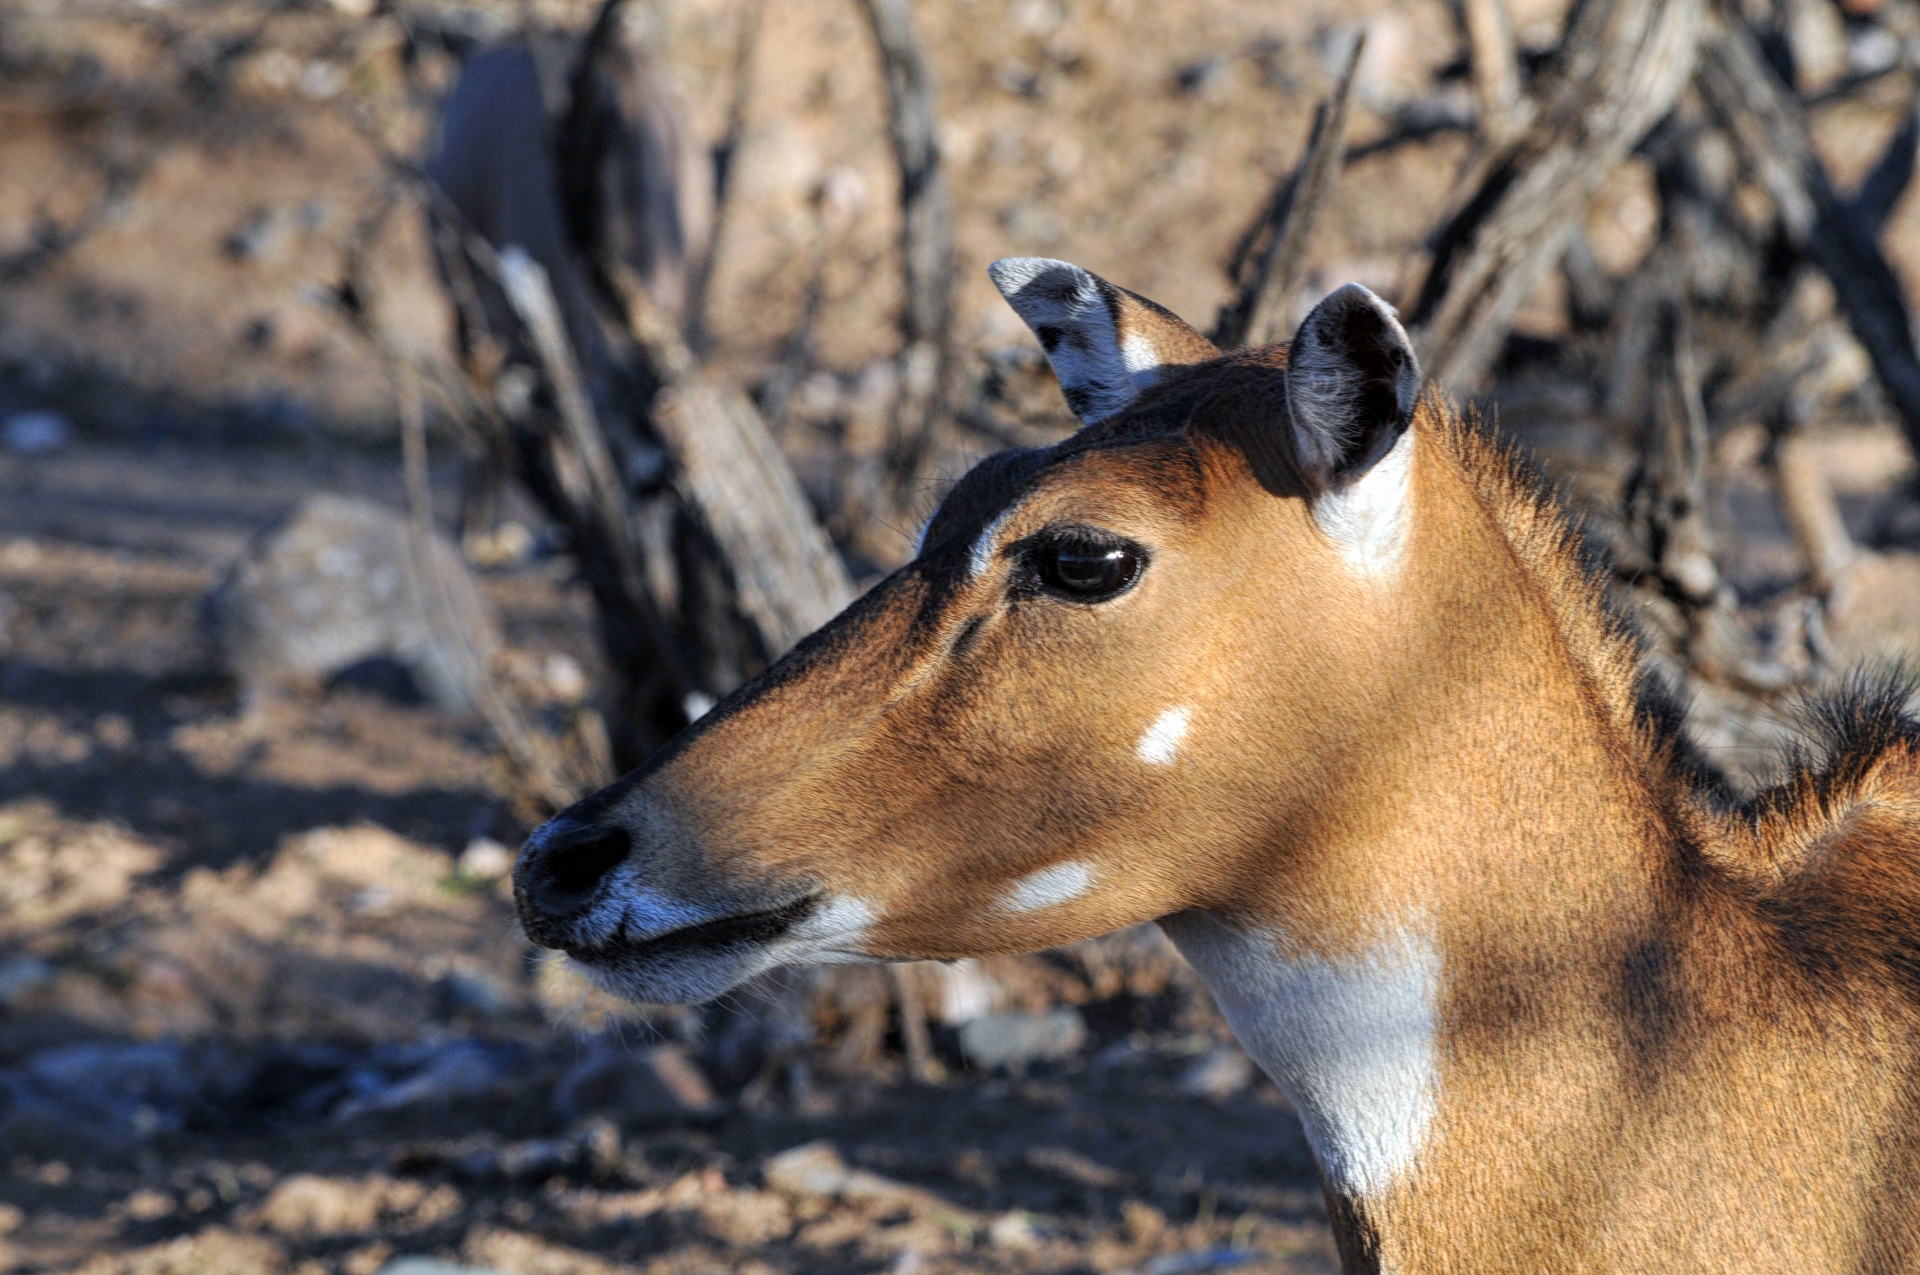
7, 1, 1920, 1272
0, 437, 1340, 1275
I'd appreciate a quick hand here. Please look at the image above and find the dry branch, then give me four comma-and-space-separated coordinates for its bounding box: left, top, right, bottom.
1408, 0, 1704, 388
1852, 100, 1919, 235
686, 0, 765, 353
858, 0, 956, 493
1463, 0, 1526, 144
495, 245, 699, 721
604, 246, 854, 660
1696, 16, 1920, 465
1212, 33, 1364, 350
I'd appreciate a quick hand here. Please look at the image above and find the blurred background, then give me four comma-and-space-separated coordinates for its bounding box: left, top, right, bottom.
1, 0, 1918, 1271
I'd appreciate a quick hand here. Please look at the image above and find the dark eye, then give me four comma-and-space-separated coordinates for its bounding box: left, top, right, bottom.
1033, 533, 1144, 600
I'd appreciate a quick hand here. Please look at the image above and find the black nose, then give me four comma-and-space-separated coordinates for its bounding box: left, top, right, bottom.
518, 822, 632, 921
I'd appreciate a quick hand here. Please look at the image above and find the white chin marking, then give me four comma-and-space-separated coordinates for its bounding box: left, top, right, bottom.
1162, 915, 1441, 1199
772, 894, 879, 966
1136, 706, 1191, 765
999, 860, 1094, 914
1314, 428, 1413, 578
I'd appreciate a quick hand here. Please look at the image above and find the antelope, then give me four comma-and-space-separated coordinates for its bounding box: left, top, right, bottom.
515, 260, 1920, 1273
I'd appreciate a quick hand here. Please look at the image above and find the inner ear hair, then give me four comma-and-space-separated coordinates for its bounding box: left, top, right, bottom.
1285, 283, 1421, 489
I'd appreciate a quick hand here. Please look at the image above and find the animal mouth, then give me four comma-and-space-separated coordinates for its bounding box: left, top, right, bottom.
567, 894, 821, 968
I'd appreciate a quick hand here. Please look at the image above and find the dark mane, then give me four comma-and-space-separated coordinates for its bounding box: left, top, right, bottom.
1432, 399, 1920, 883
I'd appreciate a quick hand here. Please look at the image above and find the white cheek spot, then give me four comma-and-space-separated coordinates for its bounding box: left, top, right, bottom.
1163, 916, 1441, 1198
1136, 706, 1191, 765
999, 860, 1095, 913
1313, 428, 1414, 579
969, 508, 1016, 581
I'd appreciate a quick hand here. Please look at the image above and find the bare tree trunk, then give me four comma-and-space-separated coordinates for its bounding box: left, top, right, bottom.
857, 0, 955, 501
1408, 0, 1704, 388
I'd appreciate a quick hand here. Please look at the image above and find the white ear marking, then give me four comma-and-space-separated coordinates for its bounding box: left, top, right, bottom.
999, 860, 1095, 913
1136, 706, 1191, 765
1314, 428, 1415, 578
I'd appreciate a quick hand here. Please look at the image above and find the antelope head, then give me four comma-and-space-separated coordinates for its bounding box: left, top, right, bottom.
515, 259, 1424, 1007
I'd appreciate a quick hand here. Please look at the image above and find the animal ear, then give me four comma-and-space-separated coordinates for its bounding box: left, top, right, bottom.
989, 257, 1219, 425
1285, 283, 1421, 489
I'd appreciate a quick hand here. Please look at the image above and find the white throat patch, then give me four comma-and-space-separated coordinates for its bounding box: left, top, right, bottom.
1161, 914, 1441, 1198
1313, 428, 1414, 578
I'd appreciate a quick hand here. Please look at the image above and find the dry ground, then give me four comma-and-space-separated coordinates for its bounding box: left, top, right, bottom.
0, 437, 1338, 1275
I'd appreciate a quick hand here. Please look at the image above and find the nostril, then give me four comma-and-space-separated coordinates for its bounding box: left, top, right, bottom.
528, 824, 631, 914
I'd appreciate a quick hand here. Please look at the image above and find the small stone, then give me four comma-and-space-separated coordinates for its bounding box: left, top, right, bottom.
763, 1141, 927, 1208
2, 411, 69, 456
122, 1188, 176, 1220
543, 654, 587, 703
456, 837, 515, 880
1180, 1044, 1255, 1100
957, 1008, 1086, 1070
988, 1210, 1040, 1249
376, 1260, 510, 1275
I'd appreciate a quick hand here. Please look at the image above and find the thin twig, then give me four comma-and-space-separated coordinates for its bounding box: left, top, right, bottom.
858, 0, 956, 503
397, 363, 586, 809
1463, 0, 1527, 144
1212, 31, 1365, 349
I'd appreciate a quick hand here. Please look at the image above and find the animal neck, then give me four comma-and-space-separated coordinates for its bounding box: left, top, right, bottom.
1166, 435, 1688, 1270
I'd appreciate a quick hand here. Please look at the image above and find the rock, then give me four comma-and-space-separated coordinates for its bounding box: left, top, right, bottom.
378, 1262, 510, 1275
988, 1210, 1041, 1250
330, 1041, 518, 1122
0, 1040, 233, 1141
1, 411, 69, 455
553, 1042, 719, 1126
456, 836, 515, 880
762, 1140, 929, 1208
207, 494, 504, 715
1180, 1044, 1255, 1100
957, 1008, 1086, 1070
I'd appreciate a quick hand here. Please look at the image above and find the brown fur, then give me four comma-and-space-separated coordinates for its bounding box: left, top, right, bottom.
521, 311, 1920, 1273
